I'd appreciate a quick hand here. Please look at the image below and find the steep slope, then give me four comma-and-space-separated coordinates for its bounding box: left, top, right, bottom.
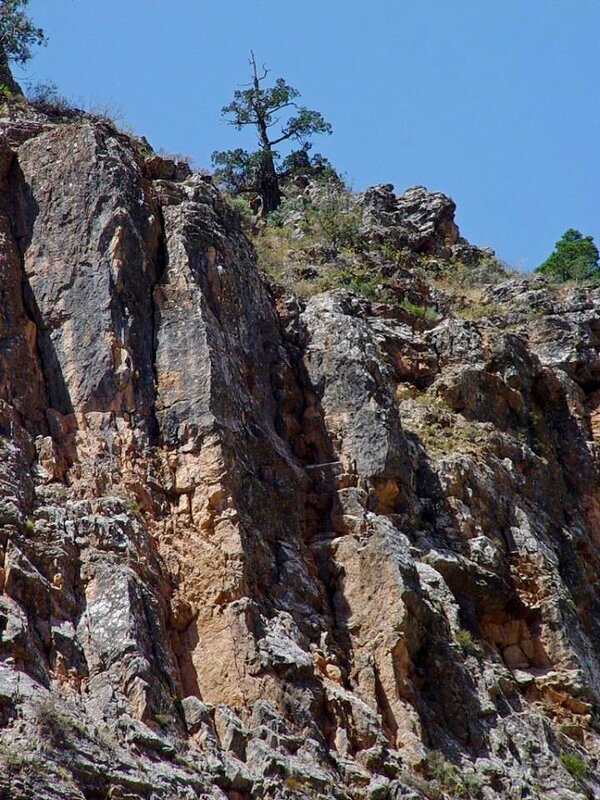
1, 98, 600, 800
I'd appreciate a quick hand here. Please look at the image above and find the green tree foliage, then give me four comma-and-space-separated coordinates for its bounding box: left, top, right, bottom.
280, 145, 342, 187
212, 52, 332, 215
535, 229, 600, 282
0, 0, 46, 66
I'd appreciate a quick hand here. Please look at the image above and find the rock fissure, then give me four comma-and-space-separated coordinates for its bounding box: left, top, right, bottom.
1, 102, 600, 798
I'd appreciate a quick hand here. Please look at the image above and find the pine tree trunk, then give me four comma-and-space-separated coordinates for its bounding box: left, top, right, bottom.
249, 53, 282, 216
259, 153, 282, 216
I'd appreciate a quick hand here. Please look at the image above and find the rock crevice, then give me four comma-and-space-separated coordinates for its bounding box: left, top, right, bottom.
1, 104, 600, 799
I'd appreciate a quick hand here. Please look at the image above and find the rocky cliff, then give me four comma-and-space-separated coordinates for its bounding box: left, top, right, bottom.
1, 95, 600, 800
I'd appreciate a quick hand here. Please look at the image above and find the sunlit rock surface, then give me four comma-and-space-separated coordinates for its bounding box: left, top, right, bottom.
1, 97, 600, 800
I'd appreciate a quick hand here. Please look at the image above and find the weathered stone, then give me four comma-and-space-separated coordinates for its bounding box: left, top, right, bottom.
0, 101, 599, 800
360, 184, 459, 257
181, 695, 214, 735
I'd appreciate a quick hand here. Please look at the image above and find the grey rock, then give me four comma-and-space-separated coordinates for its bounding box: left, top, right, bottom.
181, 696, 214, 735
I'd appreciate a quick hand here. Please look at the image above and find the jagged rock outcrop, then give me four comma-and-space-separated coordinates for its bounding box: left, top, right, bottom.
1, 94, 600, 800
360, 183, 494, 266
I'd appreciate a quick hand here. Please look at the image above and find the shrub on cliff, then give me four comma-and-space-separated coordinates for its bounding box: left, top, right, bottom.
535, 229, 600, 283
27, 81, 72, 114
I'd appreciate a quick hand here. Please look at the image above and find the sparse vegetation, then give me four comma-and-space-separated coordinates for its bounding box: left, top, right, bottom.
125, 497, 142, 516
0, 742, 47, 777
27, 81, 73, 115
380, 241, 417, 270
34, 696, 86, 749
266, 181, 362, 252
455, 628, 481, 657
153, 712, 174, 728
559, 751, 588, 781
253, 188, 385, 301
156, 148, 195, 168
86, 99, 127, 128
400, 299, 441, 322
301, 185, 362, 252
435, 256, 512, 290
401, 770, 443, 800
455, 300, 507, 320
400, 393, 485, 457
244, 158, 518, 322
425, 751, 482, 798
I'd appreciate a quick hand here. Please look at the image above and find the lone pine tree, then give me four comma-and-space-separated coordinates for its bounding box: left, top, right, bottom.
212, 52, 332, 215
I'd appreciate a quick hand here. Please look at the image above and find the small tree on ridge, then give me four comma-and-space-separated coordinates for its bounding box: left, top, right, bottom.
212, 52, 332, 215
536, 229, 600, 283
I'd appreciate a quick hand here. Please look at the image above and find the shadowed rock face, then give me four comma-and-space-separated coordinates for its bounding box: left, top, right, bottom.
2, 102, 600, 800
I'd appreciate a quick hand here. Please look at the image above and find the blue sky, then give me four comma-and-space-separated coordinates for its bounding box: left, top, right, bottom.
15, 0, 600, 270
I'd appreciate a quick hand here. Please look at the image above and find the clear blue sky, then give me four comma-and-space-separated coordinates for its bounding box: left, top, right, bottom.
14, 0, 600, 270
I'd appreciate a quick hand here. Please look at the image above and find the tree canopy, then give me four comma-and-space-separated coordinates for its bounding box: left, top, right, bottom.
0, 0, 46, 67
535, 229, 600, 282
212, 53, 333, 215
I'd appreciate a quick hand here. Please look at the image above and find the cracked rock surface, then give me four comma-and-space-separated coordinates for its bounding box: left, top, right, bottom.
1, 102, 600, 800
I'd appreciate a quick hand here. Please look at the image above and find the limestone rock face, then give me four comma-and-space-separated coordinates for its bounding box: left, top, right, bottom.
2, 104, 600, 800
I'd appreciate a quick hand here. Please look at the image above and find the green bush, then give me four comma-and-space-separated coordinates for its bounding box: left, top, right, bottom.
536, 229, 599, 283
344, 274, 380, 299
125, 497, 141, 516
0, 83, 15, 102
305, 186, 363, 252
280, 147, 344, 187
226, 194, 255, 227
400, 299, 440, 322
559, 751, 587, 781
265, 195, 308, 228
